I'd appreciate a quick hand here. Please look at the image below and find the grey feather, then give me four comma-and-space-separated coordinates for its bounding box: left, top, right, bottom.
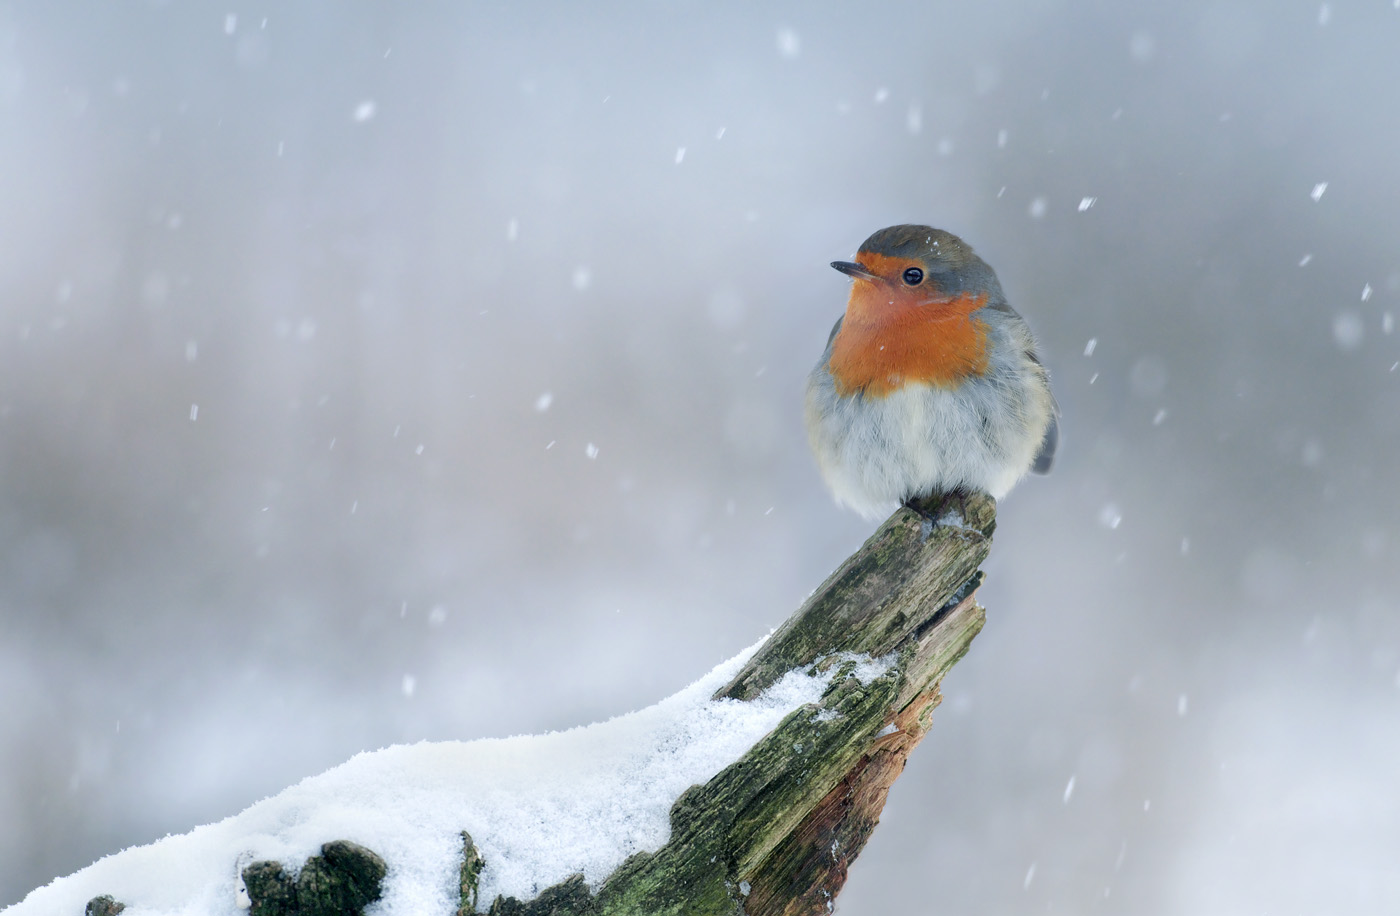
1031, 410, 1058, 474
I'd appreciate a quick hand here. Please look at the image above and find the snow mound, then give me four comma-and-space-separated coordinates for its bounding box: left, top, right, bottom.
6, 637, 853, 916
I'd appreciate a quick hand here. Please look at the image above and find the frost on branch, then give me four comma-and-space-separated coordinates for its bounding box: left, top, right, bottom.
19, 492, 993, 916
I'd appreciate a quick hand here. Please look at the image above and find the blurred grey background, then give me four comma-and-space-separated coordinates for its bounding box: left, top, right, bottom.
2, 0, 1398, 912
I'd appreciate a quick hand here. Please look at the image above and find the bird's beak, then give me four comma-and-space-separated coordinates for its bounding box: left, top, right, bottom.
831, 260, 881, 282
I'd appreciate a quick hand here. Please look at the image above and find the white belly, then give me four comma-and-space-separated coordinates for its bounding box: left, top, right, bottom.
804, 371, 1050, 520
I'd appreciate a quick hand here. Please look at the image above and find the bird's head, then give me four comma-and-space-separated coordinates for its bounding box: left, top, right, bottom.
831, 225, 1002, 315
826, 225, 1005, 396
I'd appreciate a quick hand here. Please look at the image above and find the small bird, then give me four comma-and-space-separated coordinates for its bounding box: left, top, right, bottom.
804, 225, 1058, 519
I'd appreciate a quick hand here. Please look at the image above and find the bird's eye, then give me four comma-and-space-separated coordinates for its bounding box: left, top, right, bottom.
902, 267, 924, 286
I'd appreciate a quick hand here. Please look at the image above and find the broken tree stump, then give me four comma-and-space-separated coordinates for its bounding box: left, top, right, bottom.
75, 491, 996, 916
583, 491, 992, 915
456, 491, 994, 916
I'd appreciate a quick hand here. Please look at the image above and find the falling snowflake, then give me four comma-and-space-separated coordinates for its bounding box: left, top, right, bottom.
776, 28, 800, 59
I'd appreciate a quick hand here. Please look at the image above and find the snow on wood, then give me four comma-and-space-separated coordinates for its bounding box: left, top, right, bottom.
6, 491, 994, 916
7, 643, 847, 916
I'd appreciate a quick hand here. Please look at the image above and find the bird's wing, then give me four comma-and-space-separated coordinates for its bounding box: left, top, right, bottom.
1026, 345, 1059, 475
1031, 409, 1058, 475
981, 297, 1020, 317
981, 295, 1059, 474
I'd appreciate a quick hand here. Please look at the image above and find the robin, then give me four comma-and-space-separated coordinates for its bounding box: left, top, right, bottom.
804, 225, 1058, 519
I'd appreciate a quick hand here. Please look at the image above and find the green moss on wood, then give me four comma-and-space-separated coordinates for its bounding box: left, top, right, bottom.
486, 874, 594, 915
715, 492, 994, 703
243, 861, 297, 916
242, 491, 994, 916
459, 832, 487, 916
84, 896, 126, 916
242, 841, 386, 916
588, 492, 993, 915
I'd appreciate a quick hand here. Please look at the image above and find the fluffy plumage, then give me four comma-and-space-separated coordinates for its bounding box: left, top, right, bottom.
805, 225, 1057, 519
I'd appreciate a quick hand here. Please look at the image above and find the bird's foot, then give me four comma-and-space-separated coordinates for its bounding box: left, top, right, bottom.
904, 487, 971, 521
903, 488, 994, 540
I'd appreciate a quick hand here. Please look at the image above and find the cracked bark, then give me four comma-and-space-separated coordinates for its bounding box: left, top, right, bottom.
473, 491, 994, 916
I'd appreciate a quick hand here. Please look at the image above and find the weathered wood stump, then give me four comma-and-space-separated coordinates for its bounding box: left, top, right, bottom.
582, 491, 992, 915
111, 490, 994, 916
458, 491, 994, 915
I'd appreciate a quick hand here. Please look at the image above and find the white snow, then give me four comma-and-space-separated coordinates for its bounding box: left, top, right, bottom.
1332, 310, 1364, 350
5, 638, 850, 916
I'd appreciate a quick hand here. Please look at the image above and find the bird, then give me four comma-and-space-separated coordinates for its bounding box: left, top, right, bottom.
804, 224, 1058, 520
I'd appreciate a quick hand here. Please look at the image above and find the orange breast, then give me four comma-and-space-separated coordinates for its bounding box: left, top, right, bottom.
828, 290, 990, 398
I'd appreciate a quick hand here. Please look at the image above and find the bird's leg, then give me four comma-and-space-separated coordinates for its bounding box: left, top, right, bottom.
903, 488, 975, 527
942, 487, 974, 526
